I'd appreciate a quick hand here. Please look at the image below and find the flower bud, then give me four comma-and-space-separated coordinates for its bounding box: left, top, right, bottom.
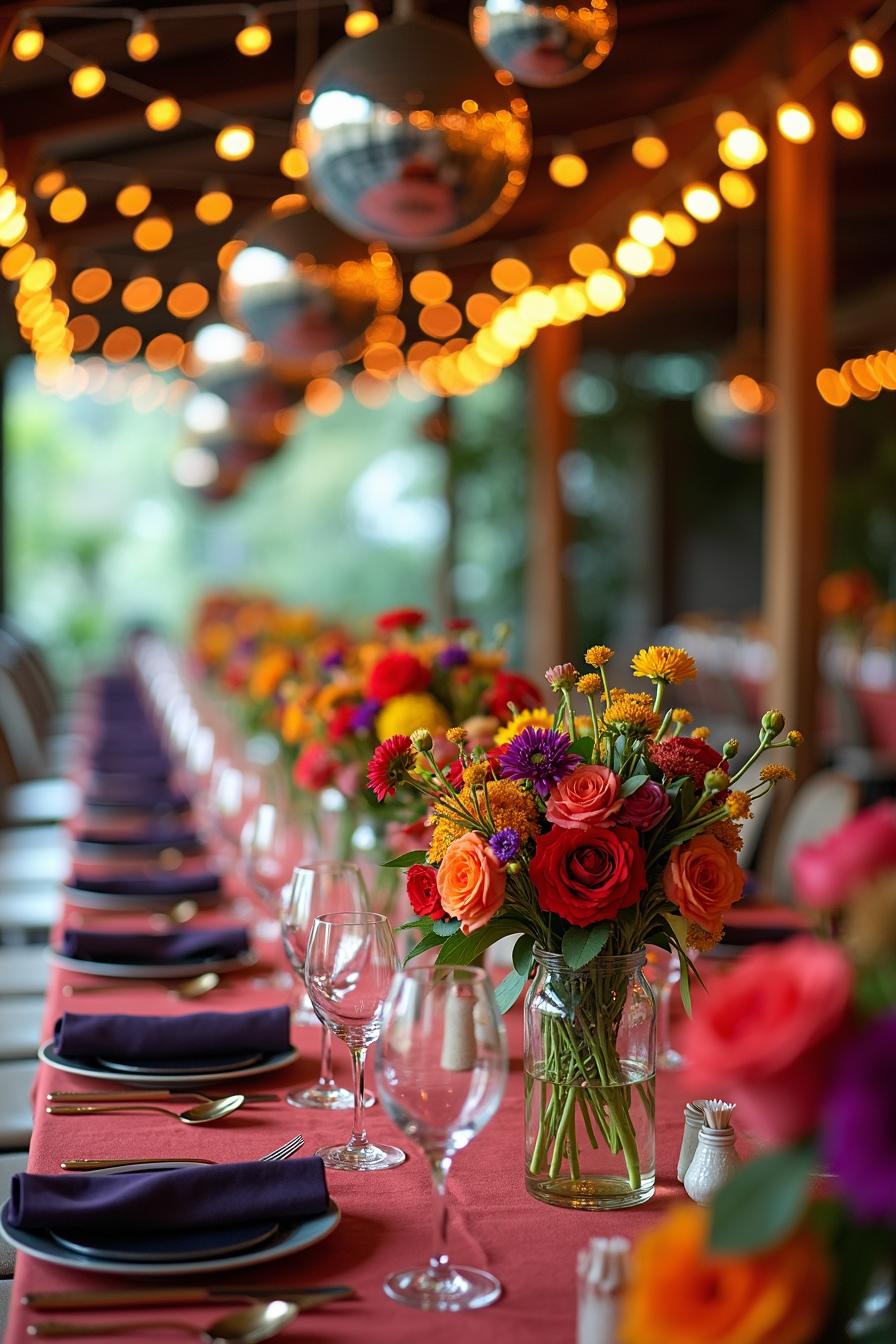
762, 709, 785, 735
703, 769, 729, 794
787, 730, 804, 747
410, 728, 433, 752
544, 662, 578, 692
723, 738, 739, 759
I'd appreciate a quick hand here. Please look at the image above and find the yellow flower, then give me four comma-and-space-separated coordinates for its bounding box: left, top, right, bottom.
787, 730, 804, 747
313, 679, 363, 717
725, 791, 753, 820
691, 726, 711, 742
248, 647, 292, 700
708, 818, 744, 853
494, 706, 554, 746
601, 690, 660, 734
672, 708, 693, 725
376, 693, 450, 744
760, 763, 796, 783
631, 645, 697, 684
197, 622, 234, 666
469, 649, 507, 672
576, 673, 602, 696
270, 608, 318, 640
620, 1204, 830, 1344
428, 778, 539, 862
280, 697, 311, 745
446, 727, 468, 746
584, 645, 614, 668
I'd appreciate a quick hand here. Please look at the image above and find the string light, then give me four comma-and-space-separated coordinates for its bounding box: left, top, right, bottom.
648, 241, 676, 275
145, 332, 185, 371
215, 124, 255, 160
682, 182, 721, 221
133, 214, 174, 251
195, 188, 233, 224
466, 292, 501, 326
1, 243, 35, 280
631, 130, 668, 169
236, 12, 272, 55
304, 377, 343, 416
776, 101, 815, 143
12, 19, 43, 61
848, 36, 883, 77
68, 313, 99, 352
116, 183, 152, 217
34, 169, 65, 199
662, 211, 697, 246
584, 269, 626, 312
549, 151, 588, 187
568, 243, 608, 276
714, 109, 746, 137
628, 210, 665, 247
49, 185, 87, 223
816, 367, 851, 406
719, 170, 756, 208
272, 193, 307, 216
145, 96, 181, 131
70, 65, 106, 98
410, 270, 453, 304
345, 0, 379, 37
127, 17, 159, 61
102, 326, 142, 363
71, 267, 111, 304
217, 239, 245, 272
122, 275, 163, 313
831, 99, 866, 139
419, 303, 462, 338
279, 147, 308, 179
718, 123, 767, 168
614, 237, 653, 277
167, 281, 210, 319
491, 257, 532, 294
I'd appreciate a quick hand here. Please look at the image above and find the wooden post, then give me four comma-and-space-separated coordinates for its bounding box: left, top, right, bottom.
764, 26, 833, 779
524, 318, 579, 677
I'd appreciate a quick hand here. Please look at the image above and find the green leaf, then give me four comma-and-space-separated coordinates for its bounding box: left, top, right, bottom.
561, 922, 611, 970
434, 918, 520, 968
708, 1146, 816, 1254
430, 918, 462, 938
677, 948, 693, 1016
511, 933, 535, 978
403, 931, 446, 964
620, 773, 650, 797
495, 966, 528, 1013
569, 737, 594, 761
382, 850, 429, 869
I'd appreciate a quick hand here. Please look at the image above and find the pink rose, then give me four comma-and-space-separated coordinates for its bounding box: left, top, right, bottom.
617, 779, 671, 831
791, 801, 896, 910
684, 937, 853, 1143
545, 765, 622, 829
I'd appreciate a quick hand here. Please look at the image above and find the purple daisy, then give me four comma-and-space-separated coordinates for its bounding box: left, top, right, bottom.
489, 827, 521, 863
350, 698, 381, 733
320, 649, 344, 669
821, 1012, 896, 1223
500, 726, 577, 799
438, 644, 470, 669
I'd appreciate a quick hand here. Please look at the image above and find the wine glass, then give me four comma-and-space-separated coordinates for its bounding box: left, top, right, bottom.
280, 863, 375, 1107
646, 948, 696, 1070
375, 965, 508, 1310
242, 802, 308, 946
305, 911, 406, 1171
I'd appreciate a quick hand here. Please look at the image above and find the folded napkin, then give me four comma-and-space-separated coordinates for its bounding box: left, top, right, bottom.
85, 787, 190, 812
68, 871, 221, 896
90, 754, 172, 777
74, 823, 200, 849
8, 1158, 328, 1233
90, 766, 172, 786
59, 927, 250, 965
54, 1005, 291, 1061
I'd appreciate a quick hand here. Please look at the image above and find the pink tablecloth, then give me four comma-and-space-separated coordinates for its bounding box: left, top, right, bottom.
4, 897, 695, 1344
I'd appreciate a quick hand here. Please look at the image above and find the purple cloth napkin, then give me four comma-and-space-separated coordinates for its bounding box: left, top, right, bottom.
68, 871, 221, 896
54, 1005, 291, 1061
85, 788, 191, 812
8, 1158, 328, 1233
59, 927, 250, 965
90, 754, 172, 777
90, 767, 172, 786
74, 824, 200, 849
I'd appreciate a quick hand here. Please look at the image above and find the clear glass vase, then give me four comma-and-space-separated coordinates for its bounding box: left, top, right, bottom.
524, 947, 656, 1211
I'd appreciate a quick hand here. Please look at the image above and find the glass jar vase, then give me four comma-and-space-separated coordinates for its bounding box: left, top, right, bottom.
524, 947, 656, 1211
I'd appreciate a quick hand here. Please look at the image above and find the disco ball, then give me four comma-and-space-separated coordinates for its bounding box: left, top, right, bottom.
470, 0, 616, 87
196, 359, 299, 437
294, 15, 531, 249
219, 206, 402, 379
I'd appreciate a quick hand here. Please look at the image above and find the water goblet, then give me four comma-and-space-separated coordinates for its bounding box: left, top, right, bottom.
645, 947, 695, 1070
375, 964, 508, 1309
305, 910, 405, 1171
242, 802, 307, 946
281, 863, 373, 1107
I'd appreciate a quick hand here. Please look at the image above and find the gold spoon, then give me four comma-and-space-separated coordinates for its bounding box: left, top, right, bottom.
63, 972, 222, 1001
46, 1095, 246, 1125
27, 1299, 299, 1340
150, 898, 200, 927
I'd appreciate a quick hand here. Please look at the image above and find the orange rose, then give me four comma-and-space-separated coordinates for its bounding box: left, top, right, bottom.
437, 832, 506, 934
663, 833, 744, 935
620, 1205, 830, 1344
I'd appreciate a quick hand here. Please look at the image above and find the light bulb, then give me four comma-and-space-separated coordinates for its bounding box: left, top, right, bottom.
848, 37, 883, 78
345, 3, 379, 36
70, 64, 106, 98
127, 18, 159, 61
628, 210, 664, 247
12, 21, 43, 61
831, 100, 866, 139
719, 170, 756, 208
145, 96, 181, 131
236, 13, 272, 55
195, 189, 233, 224
49, 185, 87, 223
614, 237, 653, 277
215, 124, 255, 160
662, 211, 697, 246
133, 215, 174, 251
682, 182, 721, 222
116, 183, 151, 217
776, 102, 815, 144
549, 151, 588, 187
631, 132, 667, 169
279, 147, 308, 179
719, 124, 767, 168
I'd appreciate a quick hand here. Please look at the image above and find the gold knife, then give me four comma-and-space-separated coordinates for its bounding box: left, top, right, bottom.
47, 1092, 279, 1104
60, 1158, 215, 1170
22, 1287, 352, 1310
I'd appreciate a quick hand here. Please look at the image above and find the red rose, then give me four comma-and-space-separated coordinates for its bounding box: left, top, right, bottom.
407, 864, 445, 918
375, 608, 427, 633
326, 702, 358, 742
366, 651, 431, 702
530, 824, 646, 927
293, 740, 338, 791
648, 737, 727, 791
485, 671, 543, 723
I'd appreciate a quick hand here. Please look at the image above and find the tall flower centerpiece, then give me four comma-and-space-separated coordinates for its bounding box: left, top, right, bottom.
368, 643, 801, 1210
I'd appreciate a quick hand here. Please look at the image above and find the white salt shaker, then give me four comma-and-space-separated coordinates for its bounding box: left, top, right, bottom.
677, 1099, 705, 1182
577, 1235, 630, 1344
683, 1100, 740, 1206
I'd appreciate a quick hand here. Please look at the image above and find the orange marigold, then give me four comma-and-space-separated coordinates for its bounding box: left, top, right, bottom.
760, 763, 796, 783
584, 645, 614, 668
631, 645, 697, 684
726, 790, 753, 820
708, 818, 744, 853
691, 726, 711, 741
601, 690, 660, 734
428, 778, 540, 863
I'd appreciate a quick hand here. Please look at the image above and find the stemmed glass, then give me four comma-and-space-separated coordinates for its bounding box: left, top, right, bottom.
242, 802, 308, 946
305, 911, 406, 1172
375, 965, 508, 1310
646, 947, 694, 1070
281, 863, 375, 1107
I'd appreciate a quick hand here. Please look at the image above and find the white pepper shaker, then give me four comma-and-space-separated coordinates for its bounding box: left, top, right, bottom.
683, 1100, 740, 1206
677, 1099, 706, 1182
577, 1235, 631, 1344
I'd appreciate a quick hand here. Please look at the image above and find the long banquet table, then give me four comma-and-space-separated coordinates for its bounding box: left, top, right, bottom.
4, 891, 695, 1344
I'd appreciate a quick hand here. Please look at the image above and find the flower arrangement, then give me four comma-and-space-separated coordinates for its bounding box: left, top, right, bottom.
644, 800, 896, 1343
368, 643, 801, 1202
